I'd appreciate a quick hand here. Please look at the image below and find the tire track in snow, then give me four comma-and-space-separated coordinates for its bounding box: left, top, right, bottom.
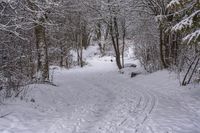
134, 90, 157, 133
115, 79, 157, 133
75, 75, 134, 133
82, 73, 157, 133
54, 71, 158, 133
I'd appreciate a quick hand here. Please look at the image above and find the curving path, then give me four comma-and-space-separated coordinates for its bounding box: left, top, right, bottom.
1, 58, 200, 133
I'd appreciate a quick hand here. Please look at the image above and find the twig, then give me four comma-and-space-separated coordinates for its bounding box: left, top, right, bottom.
0, 112, 12, 118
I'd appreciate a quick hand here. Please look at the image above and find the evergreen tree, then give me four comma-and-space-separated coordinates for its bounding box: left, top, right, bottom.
167, 0, 200, 45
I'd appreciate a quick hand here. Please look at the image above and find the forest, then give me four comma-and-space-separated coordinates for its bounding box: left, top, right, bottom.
0, 0, 199, 100
0, 0, 200, 132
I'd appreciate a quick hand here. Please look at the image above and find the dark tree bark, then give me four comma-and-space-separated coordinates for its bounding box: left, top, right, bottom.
109, 17, 122, 70
35, 21, 49, 81
27, 0, 49, 81
159, 28, 168, 69
182, 56, 198, 86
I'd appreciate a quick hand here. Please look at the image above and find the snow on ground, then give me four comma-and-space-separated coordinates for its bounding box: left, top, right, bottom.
0, 55, 200, 133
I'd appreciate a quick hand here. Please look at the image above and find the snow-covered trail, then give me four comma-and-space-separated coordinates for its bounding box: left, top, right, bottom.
49, 61, 157, 133
1, 57, 200, 133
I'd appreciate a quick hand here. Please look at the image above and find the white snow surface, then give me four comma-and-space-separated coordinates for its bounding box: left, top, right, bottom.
167, 0, 180, 9
1, 56, 200, 133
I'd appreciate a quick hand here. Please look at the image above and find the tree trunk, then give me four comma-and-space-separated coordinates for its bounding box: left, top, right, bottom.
27, 0, 49, 81
114, 17, 122, 69
182, 56, 198, 86
187, 58, 200, 84
159, 28, 168, 68
96, 23, 104, 56
121, 20, 126, 68
110, 27, 122, 69
60, 46, 64, 67
35, 22, 49, 81
80, 33, 83, 67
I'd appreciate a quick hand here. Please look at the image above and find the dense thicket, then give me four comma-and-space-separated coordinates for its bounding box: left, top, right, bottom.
134, 0, 199, 85
0, 0, 91, 100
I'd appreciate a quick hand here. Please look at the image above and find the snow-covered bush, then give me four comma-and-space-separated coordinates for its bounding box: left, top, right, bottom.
133, 12, 161, 73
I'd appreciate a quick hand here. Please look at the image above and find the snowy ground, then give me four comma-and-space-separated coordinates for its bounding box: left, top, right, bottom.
1, 56, 200, 133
